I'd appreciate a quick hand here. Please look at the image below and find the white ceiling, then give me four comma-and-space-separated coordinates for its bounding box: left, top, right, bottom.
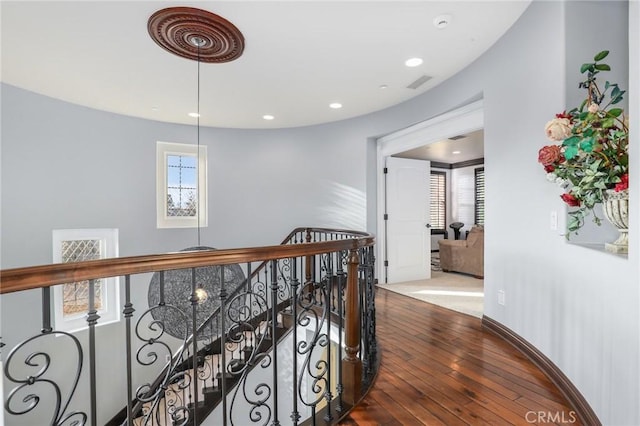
393, 129, 484, 164
1, 1, 530, 129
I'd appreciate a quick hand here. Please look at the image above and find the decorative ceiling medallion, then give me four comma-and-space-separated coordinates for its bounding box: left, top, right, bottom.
148, 7, 244, 63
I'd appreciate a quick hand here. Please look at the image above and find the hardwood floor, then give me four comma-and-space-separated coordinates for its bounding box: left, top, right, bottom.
339, 288, 580, 426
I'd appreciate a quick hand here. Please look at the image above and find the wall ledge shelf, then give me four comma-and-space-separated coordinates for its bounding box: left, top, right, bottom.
569, 242, 628, 259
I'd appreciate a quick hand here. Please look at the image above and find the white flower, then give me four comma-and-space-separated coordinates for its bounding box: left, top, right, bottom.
588, 103, 599, 114
546, 173, 557, 182
556, 178, 570, 189
545, 117, 572, 141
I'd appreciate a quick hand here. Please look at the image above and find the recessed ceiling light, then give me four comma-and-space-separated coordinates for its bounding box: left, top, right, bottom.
188, 112, 200, 118
433, 14, 452, 29
151, 106, 159, 111
452, 150, 461, 154
263, 114, 275, 120
405, 57, 423, 67
329, 103, 342, 109
379, 84, 388, 90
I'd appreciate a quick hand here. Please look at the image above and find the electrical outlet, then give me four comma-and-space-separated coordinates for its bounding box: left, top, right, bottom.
550, 211, 558, 231
498, 290, 506, 306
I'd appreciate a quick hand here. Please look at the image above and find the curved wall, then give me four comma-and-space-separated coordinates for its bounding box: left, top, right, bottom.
1, 1, 638, 424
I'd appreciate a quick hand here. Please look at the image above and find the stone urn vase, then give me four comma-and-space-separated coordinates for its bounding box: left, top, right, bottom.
602, 189, 629, 254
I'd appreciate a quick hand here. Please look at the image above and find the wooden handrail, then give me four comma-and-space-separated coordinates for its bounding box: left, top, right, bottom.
1, 227, 377, 424
0, 228, 374, 295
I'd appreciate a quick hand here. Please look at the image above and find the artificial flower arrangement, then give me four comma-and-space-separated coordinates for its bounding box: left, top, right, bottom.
538, 50, 628, 236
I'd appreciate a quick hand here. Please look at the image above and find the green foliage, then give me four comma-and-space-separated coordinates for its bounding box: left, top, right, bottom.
539, 51, 628, 238
593, 50, 610, 61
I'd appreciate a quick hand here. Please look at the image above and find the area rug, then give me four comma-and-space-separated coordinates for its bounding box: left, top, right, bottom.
377, 270, 483, 318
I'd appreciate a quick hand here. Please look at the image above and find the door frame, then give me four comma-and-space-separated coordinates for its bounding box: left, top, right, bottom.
376, 100, 484, 283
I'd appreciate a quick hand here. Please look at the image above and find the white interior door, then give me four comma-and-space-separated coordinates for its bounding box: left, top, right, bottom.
386, 157, 431, 283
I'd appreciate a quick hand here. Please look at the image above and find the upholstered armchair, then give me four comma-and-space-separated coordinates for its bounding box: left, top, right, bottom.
437, 226, 484, 278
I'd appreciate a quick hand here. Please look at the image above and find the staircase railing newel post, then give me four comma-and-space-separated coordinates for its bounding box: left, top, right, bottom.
343, 247, 362, 406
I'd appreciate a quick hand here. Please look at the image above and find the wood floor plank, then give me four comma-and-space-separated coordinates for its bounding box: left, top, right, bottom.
446, 365, 545, 425
456, 357, 566, 402
382, 355, 474, 408
339, 289, 582, 426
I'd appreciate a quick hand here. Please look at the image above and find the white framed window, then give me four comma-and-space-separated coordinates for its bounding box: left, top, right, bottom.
52, 228, 120, 332
156, 141, 208, 228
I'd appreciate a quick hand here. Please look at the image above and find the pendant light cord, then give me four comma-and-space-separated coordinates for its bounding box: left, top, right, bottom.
196, 44, 202, 247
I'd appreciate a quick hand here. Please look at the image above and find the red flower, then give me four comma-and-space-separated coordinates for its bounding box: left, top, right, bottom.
555, 111, 572, 120
538, 145, 562, 166
544, 165, 555, 173
561, 193, 581, 207
615, 173, 629, 192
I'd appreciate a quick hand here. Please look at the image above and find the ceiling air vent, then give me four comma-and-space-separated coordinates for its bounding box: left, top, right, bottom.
448, 134, 467, 140
406, 75, 432, 90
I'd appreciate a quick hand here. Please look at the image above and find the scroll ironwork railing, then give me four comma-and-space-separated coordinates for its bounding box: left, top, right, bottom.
0, 227, 377, 425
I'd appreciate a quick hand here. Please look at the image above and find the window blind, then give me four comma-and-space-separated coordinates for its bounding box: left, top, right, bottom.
430, 171, 446, 230
475, 167, 485, 225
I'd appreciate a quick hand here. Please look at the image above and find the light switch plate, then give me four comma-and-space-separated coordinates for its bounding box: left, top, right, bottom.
498, 290, 506, 306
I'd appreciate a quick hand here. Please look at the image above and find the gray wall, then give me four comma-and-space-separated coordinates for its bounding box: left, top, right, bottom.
1, 1, 638, 425
564, 0, 629, 243
0, 86, 372, 423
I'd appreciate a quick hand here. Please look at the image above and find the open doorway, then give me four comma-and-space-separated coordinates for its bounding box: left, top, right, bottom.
375, 101, 485, 317
393, 129, 485, 246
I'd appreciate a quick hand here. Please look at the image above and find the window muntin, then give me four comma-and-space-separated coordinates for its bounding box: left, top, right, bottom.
61, 239, 104, 316
52, 229, 119, 332
157, 141, 207, 228
167, 154, 197, 217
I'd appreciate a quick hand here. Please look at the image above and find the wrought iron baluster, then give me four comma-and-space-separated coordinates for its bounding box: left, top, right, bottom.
219, 265, 228, 426
42, 287, 52, 333
134, 268, 190, 426
270, 260, 280, 426
335, 251, 345, 413
365, 246, 377, 385
123, 275, 135, 425
246, 262, 254, 364
87, 279, 100, 425
358, 250, 365, 370
246, 262, 252, 293
5, 285, 87, 425
296, 252, 329, 424
290, 257, 301, 426
190, 267, 199, 421
159, 271, 165, 305
208, 320, 215, 391
324, 254, 333, 422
